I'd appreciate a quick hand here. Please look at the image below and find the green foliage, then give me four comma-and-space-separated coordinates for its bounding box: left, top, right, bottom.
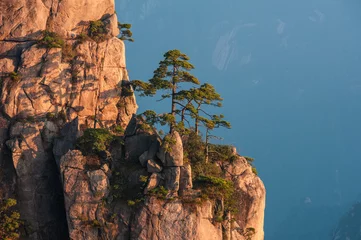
194, 175, 234, 199
76, 33, 90, 43
9, 72, 20, 82
139, 175, 149, 183
88, 20, 107, 42
214, 215, 224, 222
0, 198, 21, 240
131, 80, 156, 96
46, 113, 56, 121
242, 227, 256, 240
113, 125, 125, 135
208, 144, 235, 163
194, 175, 239, 214
183, 132, 221, 178
192, 162, 222, 179
148, 186, 169, 199
163, 133, 177, 153
183, 132, 205, 163
244, 156, 258, 175
76, 128, 114, 155
121, 82, 135, 98
244, 156, 254, 163
131, 49, 200, 133
118, 22, 134, 42
109, 164, 147, 206
91, 220, 101, 228
38, 31, 65, 49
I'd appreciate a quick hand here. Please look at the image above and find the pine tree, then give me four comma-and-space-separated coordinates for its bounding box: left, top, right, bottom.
132, 49, 200, 133
204, 115, 231, 163
118, 22, 134, 42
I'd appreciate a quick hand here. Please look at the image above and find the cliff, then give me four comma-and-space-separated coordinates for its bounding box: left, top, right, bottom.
0, 1, 265, 239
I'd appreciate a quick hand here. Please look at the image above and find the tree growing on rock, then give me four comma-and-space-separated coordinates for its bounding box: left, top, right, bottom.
203, 114, 231, 163
118, 22, 134, 42
132, 49, 200, 133
176, 83, 224, 135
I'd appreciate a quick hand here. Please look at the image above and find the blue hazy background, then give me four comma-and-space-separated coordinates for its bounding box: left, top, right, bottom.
116, 0, 361, 238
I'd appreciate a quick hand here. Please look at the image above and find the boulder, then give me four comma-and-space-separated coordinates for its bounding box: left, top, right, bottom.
179, 164, 193, 192
144, 173, 161, 194
163, 167, 181, 194
157, 131, 184, 167
147, 159, 162, 173
125, 134, 157, 163
87, 169, 109, 198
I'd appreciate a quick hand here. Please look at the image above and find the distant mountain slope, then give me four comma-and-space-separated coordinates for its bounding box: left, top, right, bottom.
332, 202, 361, 240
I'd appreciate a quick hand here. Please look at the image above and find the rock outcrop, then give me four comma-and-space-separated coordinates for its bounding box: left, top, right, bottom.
0, 1, 265, 240
58, 130, 265, 240
0, 0, 136, 238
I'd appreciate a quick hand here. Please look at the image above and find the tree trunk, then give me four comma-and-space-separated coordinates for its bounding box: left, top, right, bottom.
170, 66, 177, 133
181, 108, 185, 123
195, 103, 201, 135
205, 129, 209, 163
93, 105, 98, 129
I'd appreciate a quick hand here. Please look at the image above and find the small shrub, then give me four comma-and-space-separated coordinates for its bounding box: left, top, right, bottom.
9, 72, 20, 82
252, 167, 258, 175
148, 186, 168, 199
192, 162, 222, 179
76, 128, 114, 155
244, 156, 254, 164
127, 200, 136, 206
88, 20, 107, 42
0, 198, 21, 240
46, 113, 56, 121
121, 83, 134, 97
242, 227, 256, 240
38, 31, 65, 49
194, 175, 238, 213
214, 215, 224, 222
194, 175, 234, 200
91, 220, 101, 228
208, 144, 235, 163
139, 175, 149, 183
113, 125, 125, 135
76, 33, 90, 43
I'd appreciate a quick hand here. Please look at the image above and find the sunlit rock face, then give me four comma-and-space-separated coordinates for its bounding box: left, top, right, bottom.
0, 0, 136, 238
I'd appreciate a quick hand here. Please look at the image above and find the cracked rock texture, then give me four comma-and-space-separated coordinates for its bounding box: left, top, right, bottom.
0, 1, 265, 240
0, 0, 136, 238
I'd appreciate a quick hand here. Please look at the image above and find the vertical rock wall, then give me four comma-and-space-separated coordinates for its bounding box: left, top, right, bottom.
0, 0, 137, 238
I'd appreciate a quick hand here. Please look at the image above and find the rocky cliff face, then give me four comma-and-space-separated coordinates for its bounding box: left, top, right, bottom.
0, 1, 265, 239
